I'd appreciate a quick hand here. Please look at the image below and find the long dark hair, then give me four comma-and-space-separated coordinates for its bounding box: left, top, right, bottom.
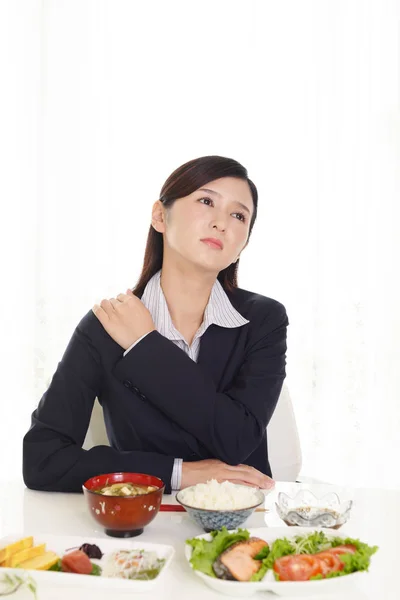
133, 155, 258, 297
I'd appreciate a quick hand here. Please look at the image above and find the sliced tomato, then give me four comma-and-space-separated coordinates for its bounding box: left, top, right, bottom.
327, 544, 357, 556
272, 555, 293, 581
315, 551, 344, 575
274, 554, 323, 581
61, 550, 93, 574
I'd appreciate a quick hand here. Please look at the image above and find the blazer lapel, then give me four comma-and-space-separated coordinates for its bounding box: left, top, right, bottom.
197, 324, 242, 388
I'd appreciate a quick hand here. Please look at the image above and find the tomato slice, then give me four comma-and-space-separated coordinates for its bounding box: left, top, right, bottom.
274, 554, 323, 581
315, 551, 344, 575
273, 544, 357, 582
272, 555, 293, 581
327, 544, 357, 556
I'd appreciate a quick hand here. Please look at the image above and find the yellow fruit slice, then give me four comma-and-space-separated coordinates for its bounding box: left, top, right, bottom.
0, 537, 33, 563
6, 544, 46, 568
17, 551, 59, 571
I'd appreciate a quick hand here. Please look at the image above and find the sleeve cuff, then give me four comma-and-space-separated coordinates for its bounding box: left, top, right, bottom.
123, 332, 151, 356
171, 458, 183, 490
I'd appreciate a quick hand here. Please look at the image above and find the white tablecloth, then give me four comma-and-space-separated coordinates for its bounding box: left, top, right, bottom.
0, 480, 398, 599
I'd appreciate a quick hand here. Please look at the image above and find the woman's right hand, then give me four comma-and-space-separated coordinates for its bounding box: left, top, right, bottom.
181, 459, 275, 490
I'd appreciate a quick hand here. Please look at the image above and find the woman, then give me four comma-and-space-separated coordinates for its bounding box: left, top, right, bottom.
23, 155, 288, 494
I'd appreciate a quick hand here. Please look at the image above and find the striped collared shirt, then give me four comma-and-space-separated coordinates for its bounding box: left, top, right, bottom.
125, 270, 249, 489
141, 270, 249, 361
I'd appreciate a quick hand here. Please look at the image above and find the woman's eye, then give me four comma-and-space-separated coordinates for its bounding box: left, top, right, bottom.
198, 197, 214, 206
232, 212, 246, 222
198, 198, 246, 223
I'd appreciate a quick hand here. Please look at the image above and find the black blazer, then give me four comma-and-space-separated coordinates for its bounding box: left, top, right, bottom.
23, 287, 288, 494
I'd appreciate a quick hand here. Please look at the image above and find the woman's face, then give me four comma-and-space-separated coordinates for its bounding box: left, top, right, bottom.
157, 177, 254, 275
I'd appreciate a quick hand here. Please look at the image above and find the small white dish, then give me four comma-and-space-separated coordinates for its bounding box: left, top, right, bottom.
0, 533, 174, 592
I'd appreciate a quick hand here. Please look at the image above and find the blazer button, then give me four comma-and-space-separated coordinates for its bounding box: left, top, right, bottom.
133, 386, 140, 393
123, 380, 133, 388
140, 393, 146, 400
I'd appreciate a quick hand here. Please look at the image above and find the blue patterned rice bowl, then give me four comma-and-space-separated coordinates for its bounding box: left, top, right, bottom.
176, 482, 265, 532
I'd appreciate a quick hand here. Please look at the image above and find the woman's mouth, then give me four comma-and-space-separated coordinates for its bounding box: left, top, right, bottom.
200, 238, 224, 250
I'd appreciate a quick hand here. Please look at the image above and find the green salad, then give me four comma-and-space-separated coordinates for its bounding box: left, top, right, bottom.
186, 528, 378, 583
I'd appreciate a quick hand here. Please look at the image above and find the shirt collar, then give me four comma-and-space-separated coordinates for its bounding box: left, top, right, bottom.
141, 270, 249, 343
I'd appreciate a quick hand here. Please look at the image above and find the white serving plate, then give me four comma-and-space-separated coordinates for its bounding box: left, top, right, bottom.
0, 533, 174, 593
184, 526, 371, 597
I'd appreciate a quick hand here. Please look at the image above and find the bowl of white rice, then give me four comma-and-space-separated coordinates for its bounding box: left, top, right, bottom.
176, 480, 265, 532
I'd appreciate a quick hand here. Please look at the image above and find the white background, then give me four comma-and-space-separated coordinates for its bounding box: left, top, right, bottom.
1, 0, 399, 489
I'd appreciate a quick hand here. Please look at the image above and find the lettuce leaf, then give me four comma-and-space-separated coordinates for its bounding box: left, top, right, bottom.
186, 527, 250, 578
308, 536, 378, 579
89, 563, 102, 576
251, 537, 295, 581
328, 537, 378, 576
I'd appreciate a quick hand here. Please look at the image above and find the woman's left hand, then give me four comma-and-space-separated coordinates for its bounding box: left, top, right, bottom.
92, 289, 155, 350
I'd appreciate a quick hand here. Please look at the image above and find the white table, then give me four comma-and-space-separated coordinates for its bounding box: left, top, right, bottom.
0, 480, 398, 599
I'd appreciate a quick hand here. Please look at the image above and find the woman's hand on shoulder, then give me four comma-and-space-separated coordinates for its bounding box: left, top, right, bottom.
181, 459, 275, 490
92, 289, 155, 350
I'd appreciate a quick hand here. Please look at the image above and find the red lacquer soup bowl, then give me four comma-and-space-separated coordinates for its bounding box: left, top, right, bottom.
83, 472, 165, 538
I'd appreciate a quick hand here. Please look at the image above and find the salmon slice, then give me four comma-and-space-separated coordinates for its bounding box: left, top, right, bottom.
213, 537, 268, 582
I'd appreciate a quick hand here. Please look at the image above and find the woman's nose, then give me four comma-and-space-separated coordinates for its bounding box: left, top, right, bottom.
211, 214, 227, 232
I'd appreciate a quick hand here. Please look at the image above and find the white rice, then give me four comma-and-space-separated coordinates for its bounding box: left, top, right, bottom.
179, 479, 261, 510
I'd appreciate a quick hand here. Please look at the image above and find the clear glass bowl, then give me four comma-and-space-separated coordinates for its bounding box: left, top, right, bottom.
275, 490, 353, 529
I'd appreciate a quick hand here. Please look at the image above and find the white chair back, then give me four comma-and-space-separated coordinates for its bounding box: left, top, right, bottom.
267, 383, 302, 481
82, 399, 109, 450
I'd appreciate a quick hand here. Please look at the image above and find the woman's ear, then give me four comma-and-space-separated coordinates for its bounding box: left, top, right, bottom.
151, 200, 166, 233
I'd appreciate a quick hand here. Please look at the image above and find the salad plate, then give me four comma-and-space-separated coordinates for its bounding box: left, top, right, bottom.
184, 526, 376, 597
0, 533, 174, 593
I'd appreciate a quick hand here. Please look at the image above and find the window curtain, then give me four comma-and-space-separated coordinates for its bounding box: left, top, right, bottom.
1, 0, 399, 489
